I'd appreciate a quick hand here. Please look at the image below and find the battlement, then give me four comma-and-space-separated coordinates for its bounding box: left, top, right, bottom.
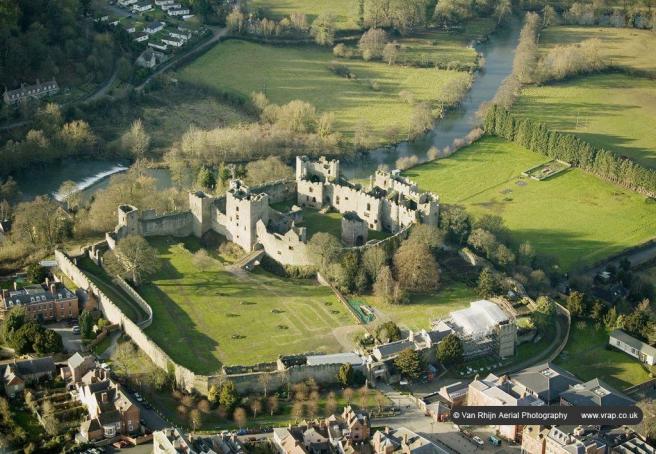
296, 155, 340, 182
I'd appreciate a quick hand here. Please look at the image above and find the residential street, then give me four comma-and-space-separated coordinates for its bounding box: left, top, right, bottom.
50, 322, 82, 354
373, 385, 521, 454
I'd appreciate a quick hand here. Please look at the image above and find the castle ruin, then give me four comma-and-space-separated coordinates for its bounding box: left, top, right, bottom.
107, 156, 440, 266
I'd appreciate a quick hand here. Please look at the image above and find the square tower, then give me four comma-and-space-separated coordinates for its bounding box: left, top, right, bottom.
226, 181, 270, 251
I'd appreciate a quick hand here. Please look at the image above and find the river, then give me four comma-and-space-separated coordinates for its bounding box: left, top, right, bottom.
13, 20, 519, 198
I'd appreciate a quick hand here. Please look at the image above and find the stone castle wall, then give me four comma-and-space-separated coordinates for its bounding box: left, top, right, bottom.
55, 250, 363, 396
54, 250, 201, 392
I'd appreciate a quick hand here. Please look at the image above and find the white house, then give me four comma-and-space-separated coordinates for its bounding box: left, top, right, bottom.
132, 2, 153, 12
610, 329, 656, 366
118, 0, 138, 6
170, 30, 191, 40
144, 20, 165, 34
162, 36, 184, 47
161, 2, 179, 10
155, 0, 174, 5
148, 41, 168, 51
133, 32, 149, 42
167, 6, 190, 16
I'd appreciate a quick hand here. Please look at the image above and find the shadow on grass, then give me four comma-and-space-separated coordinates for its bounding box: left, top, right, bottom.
140, 281, 222, 375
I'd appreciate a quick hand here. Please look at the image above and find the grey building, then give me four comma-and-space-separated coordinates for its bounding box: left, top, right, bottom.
511, 362, 581, 404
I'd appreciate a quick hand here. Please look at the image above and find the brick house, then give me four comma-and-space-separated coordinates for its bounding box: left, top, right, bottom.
0, 281, 78, 322
77, 369, 140, 442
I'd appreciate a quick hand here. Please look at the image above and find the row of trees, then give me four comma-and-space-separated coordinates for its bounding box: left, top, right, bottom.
561, 1, 656, 29
535, 38, 608, 83
485, 105, 656, 197
434, 0, 512, 25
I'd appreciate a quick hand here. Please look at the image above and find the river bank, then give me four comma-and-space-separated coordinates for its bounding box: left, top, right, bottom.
12, 19, 520, 198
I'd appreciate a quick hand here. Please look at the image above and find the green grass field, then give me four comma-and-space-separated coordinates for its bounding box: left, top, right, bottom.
405, 136, 656, 271
556, 321, 651, 390
540, 26, 656, 75
361, 282, 477, 331
512, 73, 656, 169
248, 0, 356, 29
139, 237, 358, 373
178, 40, 471, 144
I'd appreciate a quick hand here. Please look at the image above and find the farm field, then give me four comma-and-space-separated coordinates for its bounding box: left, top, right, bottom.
555, 322, 651, 390
178, 40, 472, 144
405, 136, 656, 271
512, 73, 656, 169
139, 237, 359, 374
361, 282, 477, 331
248, 0, 357, 29
539, 26, 656, 75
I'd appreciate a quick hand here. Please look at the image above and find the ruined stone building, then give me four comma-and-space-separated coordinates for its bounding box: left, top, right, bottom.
107, 156, 440, 267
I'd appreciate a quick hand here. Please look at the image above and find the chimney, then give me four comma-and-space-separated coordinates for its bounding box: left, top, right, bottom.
101, 392, 108, 403
402, 433, 408, 446
13, 281, 18, 290
50, 283, 57, 295
384, 427, 390, 435
45, 277, 50, 286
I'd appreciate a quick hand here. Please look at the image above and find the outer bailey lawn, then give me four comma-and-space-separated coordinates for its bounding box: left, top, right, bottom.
177, 40, 472, 145
139, 237, 360, 374
405, 136, 656, 271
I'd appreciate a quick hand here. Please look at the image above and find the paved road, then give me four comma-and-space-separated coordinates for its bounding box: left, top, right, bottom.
83, 68, 118, 103
50, 322, 82, 354
136, 26, 228, 90
580, 240, 656, 279
373, 386, 519, 454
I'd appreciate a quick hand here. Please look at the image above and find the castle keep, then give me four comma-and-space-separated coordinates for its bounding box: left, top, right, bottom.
107, 156, 440, 266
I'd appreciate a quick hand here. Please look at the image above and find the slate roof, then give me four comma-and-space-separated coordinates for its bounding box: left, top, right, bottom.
373, 427, 448, 454
13, 357, 56, 377
306, 352, 364, 366
2, 283, 76, 310
611, 329, 656, 358
374, 339, 416, 359
68, 352, 88, 370
560, 378, 635, 407
511, 362, 581, 403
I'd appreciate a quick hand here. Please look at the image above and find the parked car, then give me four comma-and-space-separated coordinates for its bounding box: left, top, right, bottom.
134, 392, 144, 402
472, 436, 484, 446
72, 325, 80, 335
67, 319, 78, 326
489, 435, 502, 446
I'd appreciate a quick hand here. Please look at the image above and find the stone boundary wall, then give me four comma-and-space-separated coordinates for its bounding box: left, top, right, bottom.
348, 225, 411, 253
113, 276, 154, 329
212, 362, 360, 395
54, 250, 202, 392
55, 249, 362, 396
